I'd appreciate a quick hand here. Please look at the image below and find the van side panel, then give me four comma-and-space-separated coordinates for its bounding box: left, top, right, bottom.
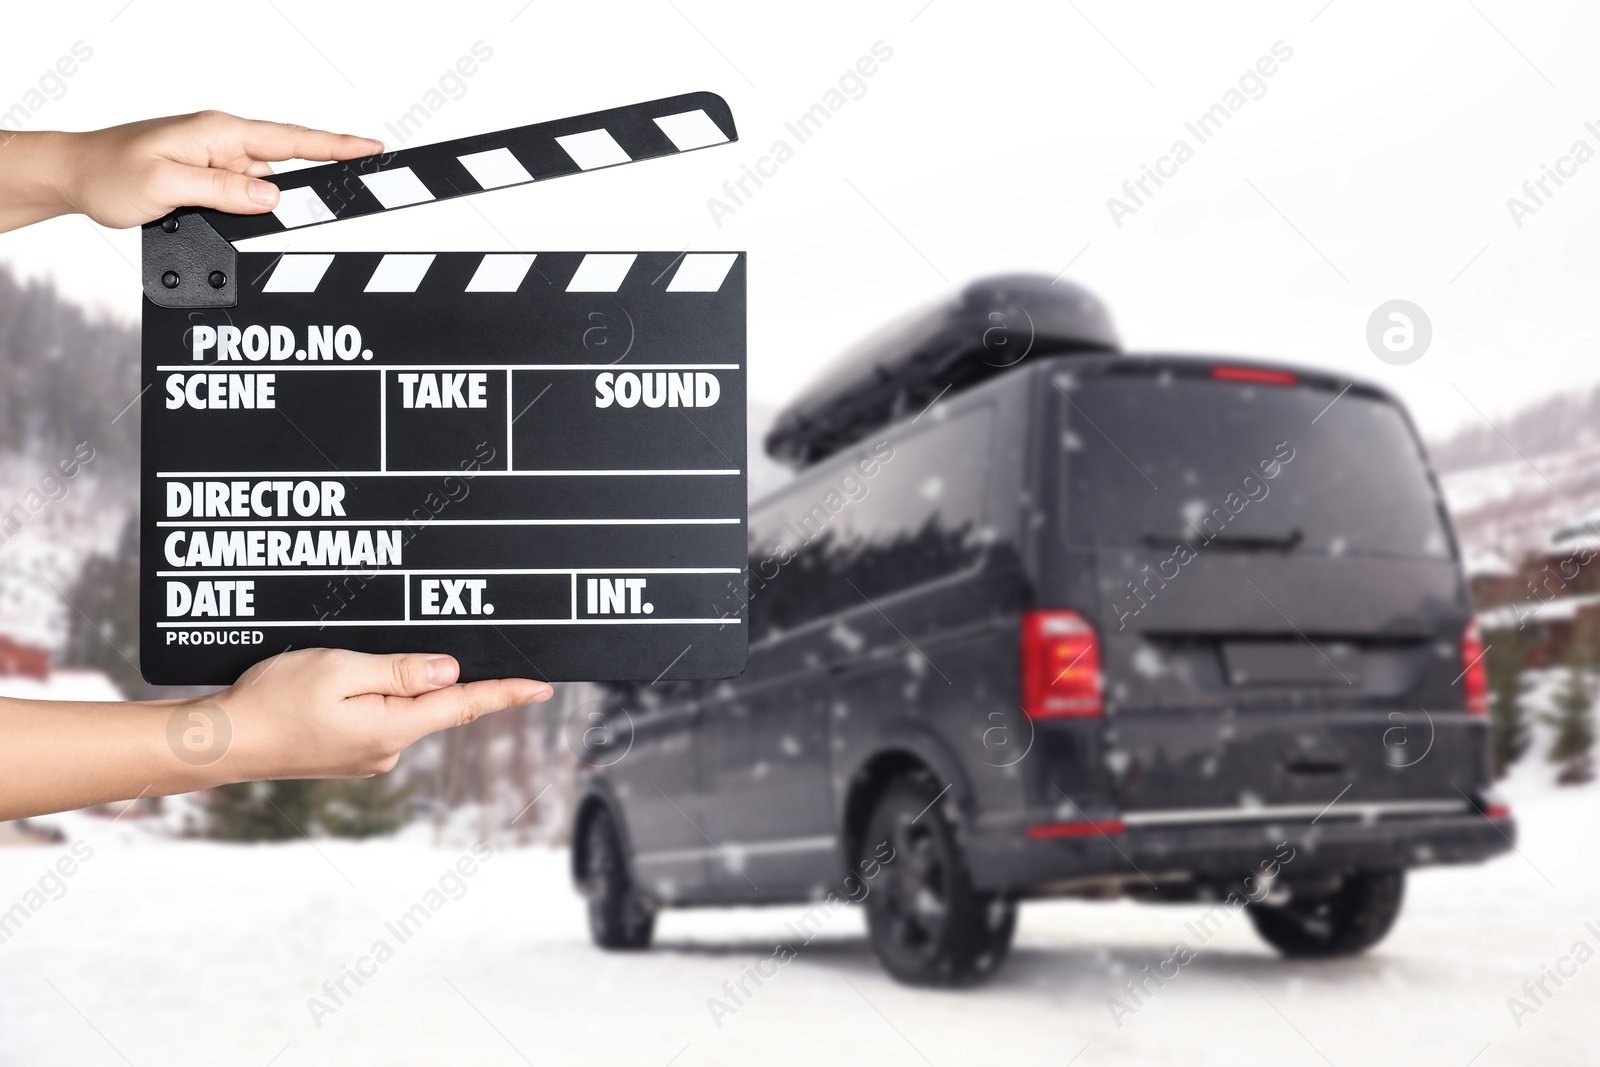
696, 675, 836, 898
816, 376, 1039, 885
961, 367, 1120, 890
599, 693, 710, 903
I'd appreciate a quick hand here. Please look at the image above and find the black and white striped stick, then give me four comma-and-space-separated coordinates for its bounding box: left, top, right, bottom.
144, 92, 737, 306
216, 90, 736, 242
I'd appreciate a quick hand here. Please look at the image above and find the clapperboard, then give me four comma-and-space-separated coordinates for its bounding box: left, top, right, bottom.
139, 93, 747, 684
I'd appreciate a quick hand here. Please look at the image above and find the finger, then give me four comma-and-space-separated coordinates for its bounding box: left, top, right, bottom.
156, 160, 280, 214
243, 160, 275, 177
235, 118, 383, 163
402, 677, 554, 735
343, 651, 462, 698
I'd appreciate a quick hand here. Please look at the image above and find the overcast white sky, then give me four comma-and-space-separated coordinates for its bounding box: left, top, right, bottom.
2, 0, 1597, 440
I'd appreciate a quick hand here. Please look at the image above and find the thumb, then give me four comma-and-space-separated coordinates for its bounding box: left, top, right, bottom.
344, 650, 462, 698
157, 160, 280, 214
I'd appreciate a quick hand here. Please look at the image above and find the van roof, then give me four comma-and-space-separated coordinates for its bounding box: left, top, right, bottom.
765, 274, 1119, 469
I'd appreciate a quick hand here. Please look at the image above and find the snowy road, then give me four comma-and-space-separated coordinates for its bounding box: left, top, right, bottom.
2, 773, 1595, 1067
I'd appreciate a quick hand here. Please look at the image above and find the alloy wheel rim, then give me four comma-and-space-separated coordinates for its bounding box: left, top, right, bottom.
879, 817, 949, 956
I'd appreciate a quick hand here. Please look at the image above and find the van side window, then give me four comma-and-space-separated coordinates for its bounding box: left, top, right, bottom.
747, 406, 994, 641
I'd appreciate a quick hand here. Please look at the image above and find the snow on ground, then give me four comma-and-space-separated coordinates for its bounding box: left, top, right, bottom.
2, 770, 1596, 1067
0, 669, 124, 703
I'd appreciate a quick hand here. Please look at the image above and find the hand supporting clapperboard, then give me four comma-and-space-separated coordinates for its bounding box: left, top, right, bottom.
0, 94, 745, 820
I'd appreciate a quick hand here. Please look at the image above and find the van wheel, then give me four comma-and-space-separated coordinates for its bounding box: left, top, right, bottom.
583, 807, 654, 950
1247, 869, 1404, 958
861, 777, 1016, 986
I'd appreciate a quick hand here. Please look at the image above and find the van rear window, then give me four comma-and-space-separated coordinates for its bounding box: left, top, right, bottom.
1058, 370, 1452, 561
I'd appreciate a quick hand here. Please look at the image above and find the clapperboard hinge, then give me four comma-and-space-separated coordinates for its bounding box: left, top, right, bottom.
142, 211, 237, 308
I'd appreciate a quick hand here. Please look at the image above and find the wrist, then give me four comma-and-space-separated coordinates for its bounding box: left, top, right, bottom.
0, 130, 79, 224
150, 695, 250, 793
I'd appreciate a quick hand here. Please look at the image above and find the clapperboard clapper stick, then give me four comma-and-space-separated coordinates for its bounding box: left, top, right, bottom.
139, 92, 747, 685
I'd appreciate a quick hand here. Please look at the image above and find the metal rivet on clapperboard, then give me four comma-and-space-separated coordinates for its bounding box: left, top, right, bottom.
208, 271, 227, 289
161, 217, 179, 233
161, 271, 180, 289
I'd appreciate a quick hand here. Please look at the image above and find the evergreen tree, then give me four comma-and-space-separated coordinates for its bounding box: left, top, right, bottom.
198, 776, 415, 841
0, 265, 140, 477
320, 775, 415, 839
200, 780, 324, 842
59, 516, 142, 697
1545, 623, 1596, 786
1486, 628, 1529, 778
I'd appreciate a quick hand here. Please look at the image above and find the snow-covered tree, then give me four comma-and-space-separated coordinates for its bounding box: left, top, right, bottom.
1545, 625, 1596, 786
1486, 629, 1529, 779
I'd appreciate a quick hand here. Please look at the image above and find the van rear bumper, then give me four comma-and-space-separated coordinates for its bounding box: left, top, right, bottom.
966, 809, 1515, 895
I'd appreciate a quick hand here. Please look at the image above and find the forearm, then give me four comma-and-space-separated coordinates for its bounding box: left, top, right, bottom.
0, 649, 548, 821
0, 131, 78, 232
0, 695, 233, 820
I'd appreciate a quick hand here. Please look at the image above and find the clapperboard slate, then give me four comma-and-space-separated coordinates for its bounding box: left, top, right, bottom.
139, 93, 747, 684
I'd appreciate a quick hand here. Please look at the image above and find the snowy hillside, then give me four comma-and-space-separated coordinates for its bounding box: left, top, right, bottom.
0, 457, 127, 650
1425, 374, 1600, 567
0, 264, 141, 658
1430, 382, 1600, 477
1435, 437, 1600, 566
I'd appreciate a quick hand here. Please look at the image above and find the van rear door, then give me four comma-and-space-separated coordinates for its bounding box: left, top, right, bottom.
1050, 360, 1487, 819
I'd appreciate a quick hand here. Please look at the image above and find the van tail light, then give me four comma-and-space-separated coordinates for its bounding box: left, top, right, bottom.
1211, 365, 1297, 386
1461, 619, 1489, 716
1021, 610, 1102, 718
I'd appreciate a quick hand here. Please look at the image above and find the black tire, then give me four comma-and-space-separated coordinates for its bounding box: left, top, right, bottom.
860, 775, 1016, 986
583, 807, 655, 950
1248, 869, 1405, 958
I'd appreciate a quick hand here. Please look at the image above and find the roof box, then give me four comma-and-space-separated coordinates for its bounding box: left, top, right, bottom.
765, 274, 1118, 468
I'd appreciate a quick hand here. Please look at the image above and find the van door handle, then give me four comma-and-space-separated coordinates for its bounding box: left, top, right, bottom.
829, 655, 877, 677
1284, 755, 1346, 775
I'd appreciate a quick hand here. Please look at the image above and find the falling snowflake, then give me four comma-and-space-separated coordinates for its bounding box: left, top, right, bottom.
1132, 646, 1167, 678
828, 622, 865, 654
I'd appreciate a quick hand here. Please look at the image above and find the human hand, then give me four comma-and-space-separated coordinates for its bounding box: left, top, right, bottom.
0, 111, 381, 231
0, 648, 551, 820
197, 648, 553, 782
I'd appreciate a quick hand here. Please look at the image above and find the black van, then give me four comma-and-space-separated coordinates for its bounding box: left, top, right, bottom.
571, 275, 1513, 986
